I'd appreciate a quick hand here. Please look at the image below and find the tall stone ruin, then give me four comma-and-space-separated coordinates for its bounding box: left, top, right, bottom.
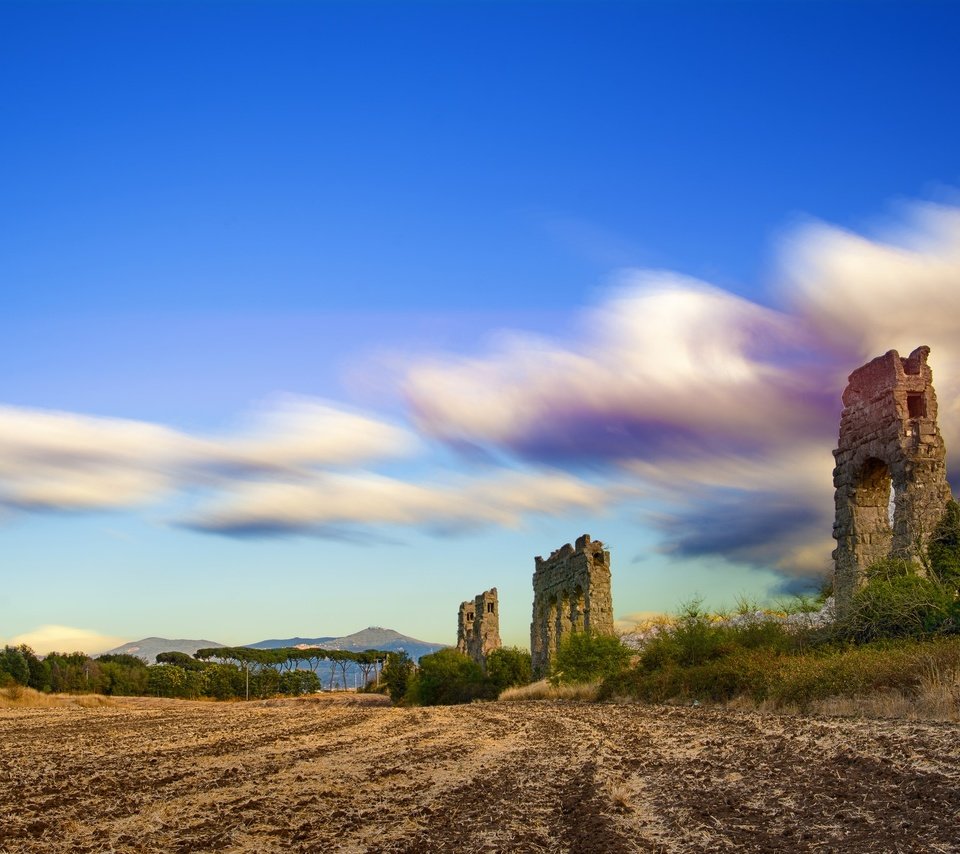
456, 588, 501, 666
833, 346, 952, 615
530, 534, 614, 677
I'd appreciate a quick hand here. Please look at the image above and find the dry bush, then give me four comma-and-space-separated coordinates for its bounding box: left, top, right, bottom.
0, 686, 55, 708
721, 658, 960, 721
498, 679, 600, 701
0, 686, 114, 710
603, 780, 635, 814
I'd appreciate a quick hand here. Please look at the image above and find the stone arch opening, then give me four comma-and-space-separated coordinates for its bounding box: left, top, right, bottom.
571, 584, 585, 632
556, 590, 571, 641
854, 457, 894, 570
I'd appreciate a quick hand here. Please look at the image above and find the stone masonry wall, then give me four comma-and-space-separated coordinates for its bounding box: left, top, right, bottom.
456, 588, 501, 667
833, 346, 952, 615
530, 534, 614, 677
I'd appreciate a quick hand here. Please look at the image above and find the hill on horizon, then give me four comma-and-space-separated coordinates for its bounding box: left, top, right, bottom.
246, 626, 447, 662
101, 627, 448, 666
100, 637, 226, 664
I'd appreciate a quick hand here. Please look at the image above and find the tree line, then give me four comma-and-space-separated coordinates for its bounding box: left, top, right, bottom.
0, 644, 394, 701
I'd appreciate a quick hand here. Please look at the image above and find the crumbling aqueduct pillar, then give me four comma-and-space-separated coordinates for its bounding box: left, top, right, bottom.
832, 346, 952, 615
530, 534, 613, 677
456, 588, 501, 666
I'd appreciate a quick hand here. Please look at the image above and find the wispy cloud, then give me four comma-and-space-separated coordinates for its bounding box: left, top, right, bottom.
400, 201, 960, 578
0, 397, 415, 512
784, 201, 960, 463
403, 274, 835, 463
183, 469, 610, 537
5, 200, 960, 589
625, 445, 836, 578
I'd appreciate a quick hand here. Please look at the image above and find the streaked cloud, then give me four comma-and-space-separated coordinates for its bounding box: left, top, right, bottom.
404, 274, 834, 463
784, 201, 960, 467
4, 200, 959, 589
400, 200, 960, 579
625, 445, 836, 578
0, 397, 415, 512
183, 468, 609, 537
5, 625, 127, 656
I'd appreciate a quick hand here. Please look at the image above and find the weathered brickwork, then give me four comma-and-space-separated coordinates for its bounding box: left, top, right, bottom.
833, 346, 952, 615
530, 534, 614, 677
456, 588, 501, 666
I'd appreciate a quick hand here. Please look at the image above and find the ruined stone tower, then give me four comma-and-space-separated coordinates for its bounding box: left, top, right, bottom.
456, 588, 501, 666
530, 534, 614, 677
833, 346, 952, 615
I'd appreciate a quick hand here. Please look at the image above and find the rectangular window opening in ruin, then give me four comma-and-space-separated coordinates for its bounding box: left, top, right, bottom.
487, 602, 494, 613
907, 393, 926, 418
467, 612, 474, 621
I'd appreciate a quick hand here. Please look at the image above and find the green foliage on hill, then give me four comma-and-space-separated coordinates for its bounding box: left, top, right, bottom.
604, 503, 960, 712
604, 634, 960, 712
0, 642, 385, 701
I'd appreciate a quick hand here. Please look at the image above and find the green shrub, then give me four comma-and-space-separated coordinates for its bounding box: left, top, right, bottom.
604, 635, 960, 711
606, 648, 776, 704
842, 574, 954, 642
205, 663, 245, 700
550, 631, 632, 685
380, 651, 415, 702
486, 647, 532, 693
0, 646, 30, 687
279, 670, 320, 696
98, 660, 150, 696
411, 649, 493, 706
651, 599, 733, 667
929, 499, 960, 588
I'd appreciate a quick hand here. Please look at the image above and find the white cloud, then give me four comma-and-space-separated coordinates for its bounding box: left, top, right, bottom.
404, 273, 828, 458
0, 398, 414, 512
184, 468, 609, 536
784, 201, 960, 463
6, 625, 126, 656
189, 396, 418, 475
395, 200, 960, 579
3, 199, 959, 587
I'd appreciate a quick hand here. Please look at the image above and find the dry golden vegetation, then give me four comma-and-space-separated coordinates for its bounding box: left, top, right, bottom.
0, 685, 114, 710
498, 678, 601, 702
719, 659, 960, 722
2, 695, 959, 853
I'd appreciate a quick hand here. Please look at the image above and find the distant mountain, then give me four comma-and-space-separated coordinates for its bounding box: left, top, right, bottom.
99, 627, 447, 677
245, 627, 447, 662
247, 636, 336, 650
100, 637, 226, 664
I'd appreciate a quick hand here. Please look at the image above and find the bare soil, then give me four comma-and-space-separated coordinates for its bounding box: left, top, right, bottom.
1, 695, 958, 853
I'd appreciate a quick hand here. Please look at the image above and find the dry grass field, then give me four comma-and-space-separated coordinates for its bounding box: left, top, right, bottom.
1, 694, 959, 853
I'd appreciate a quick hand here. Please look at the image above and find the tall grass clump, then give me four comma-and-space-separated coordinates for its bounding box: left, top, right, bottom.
499, 679, 601, 702
0, 685, 114, 709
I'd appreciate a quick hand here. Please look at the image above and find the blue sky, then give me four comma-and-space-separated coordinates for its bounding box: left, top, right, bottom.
2, 0, 960, 653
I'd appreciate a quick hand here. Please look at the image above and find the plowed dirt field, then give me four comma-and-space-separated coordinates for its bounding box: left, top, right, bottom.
1, 695, 958, 853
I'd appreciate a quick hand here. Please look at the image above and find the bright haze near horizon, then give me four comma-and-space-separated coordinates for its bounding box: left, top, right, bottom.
3, 0, 960, 655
